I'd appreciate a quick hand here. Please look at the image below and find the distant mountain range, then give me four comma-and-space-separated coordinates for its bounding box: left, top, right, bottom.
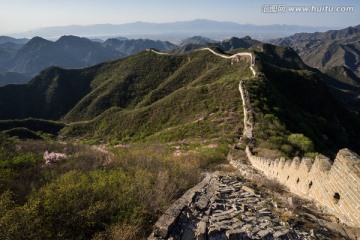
269, 24, 360, 111
269, 25, 360, 74
0, 72, 29, 86
102, 38, 177, 55
0, 35, 261, 86
10, 19, 331, 41
0, 36, 180, 86
0, 36, 29, 45
2, 36, 124, 76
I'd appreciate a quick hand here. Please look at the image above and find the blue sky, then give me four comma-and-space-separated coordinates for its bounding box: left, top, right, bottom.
0, 0, 358, 35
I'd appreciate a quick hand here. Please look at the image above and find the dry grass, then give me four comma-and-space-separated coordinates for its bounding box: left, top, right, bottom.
213, 164, 237, 172
251, 175, 286, 194
253, 147, 282, 159
92, 224, 141, 240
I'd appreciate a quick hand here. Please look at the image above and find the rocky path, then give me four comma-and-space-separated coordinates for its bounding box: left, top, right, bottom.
164, 174, 311, 240
149, 170, 346, 239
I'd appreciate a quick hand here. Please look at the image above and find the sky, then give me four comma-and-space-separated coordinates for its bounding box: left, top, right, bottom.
0, 0, 358, 35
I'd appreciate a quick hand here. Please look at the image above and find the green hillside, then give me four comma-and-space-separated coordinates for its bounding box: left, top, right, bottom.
63, 50, 251, 142
0, 66, 95, 120
247, 44, 360, 157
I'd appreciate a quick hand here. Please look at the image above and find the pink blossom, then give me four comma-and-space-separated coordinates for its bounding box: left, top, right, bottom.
43, 151, 67, 165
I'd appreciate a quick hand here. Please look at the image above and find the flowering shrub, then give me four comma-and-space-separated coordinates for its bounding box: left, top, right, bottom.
43, 151, 67, 165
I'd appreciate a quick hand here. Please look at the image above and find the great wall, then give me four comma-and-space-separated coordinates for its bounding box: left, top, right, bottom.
245, 147, 360, 228
148, 48, 360, 239
235, 50, 360, 228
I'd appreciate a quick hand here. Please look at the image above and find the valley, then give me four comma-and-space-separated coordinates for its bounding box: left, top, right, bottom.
269, 24, 360, 111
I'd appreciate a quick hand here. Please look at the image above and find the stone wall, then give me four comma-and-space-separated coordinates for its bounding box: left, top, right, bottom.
149, 174, 212, 239
237, 72, 360, 228
245, 146, 360, 227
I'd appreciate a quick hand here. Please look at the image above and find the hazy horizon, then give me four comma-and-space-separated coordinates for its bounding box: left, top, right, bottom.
0, 0, 358, 36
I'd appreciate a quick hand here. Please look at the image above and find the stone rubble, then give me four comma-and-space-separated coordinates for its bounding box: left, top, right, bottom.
149, 173, 339, 240
179, 175, 305, 240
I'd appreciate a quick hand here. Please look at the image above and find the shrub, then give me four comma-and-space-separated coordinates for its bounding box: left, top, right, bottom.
288, 134, 314, 153
281, 144, 294, 155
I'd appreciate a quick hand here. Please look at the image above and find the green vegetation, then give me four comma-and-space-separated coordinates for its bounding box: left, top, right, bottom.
247, 45, 360, 158
0, 49, 252, 239
0, 136, 233, 239
62, 50, 250, 143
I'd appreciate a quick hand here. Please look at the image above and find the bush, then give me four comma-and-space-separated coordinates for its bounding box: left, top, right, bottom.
281, 144, 294, 155
288, 134, 314, 153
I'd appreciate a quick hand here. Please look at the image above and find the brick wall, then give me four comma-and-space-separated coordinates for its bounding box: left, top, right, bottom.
245, 147, 360, 227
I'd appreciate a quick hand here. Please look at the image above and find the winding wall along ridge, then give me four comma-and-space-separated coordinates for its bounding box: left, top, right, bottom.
150, 48, 360, 228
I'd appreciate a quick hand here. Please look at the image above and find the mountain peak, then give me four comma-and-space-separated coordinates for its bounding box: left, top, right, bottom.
56, 35, 92, 44
27, 36, 50, 45
180, 36, 218, 46
19, 36, 52, 52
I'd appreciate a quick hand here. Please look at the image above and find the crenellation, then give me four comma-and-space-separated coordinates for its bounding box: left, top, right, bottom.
315, 155, 332, 171
291, 157, 301, 169
284, 158, 293, 168
243, 146, 360, 227
336, 149, 360, 176
278, 157, 286, 169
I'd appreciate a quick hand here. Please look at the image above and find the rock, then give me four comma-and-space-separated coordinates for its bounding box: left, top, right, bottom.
153, 213, 175, 238
242, 224, 253, 230
218, 187, 234, 194
226, 230, 250, 240
179, 212, 189, 223
256, 229, 273, 239
259, 222, 270, 228
259, 211, 272, 216
273, 229, 289, 238
196, 195, 209, 210
181, 228, 195, 240
210, 214, 231, 223
243, 216, 256, 222
212, 208, 236, 217
196, 221, 207, 240
231, 221, 244, 229
252, 226, 261, 234
209, 231, 228, 240
208, 227, 220, 238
